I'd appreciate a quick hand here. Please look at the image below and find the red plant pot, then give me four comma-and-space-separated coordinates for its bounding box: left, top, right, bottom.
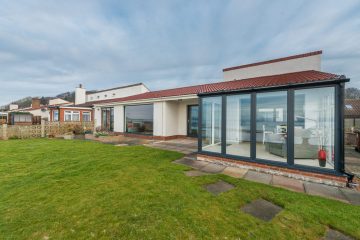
318, 149, 326, 167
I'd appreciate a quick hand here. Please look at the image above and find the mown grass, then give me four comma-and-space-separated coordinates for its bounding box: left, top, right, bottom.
0, 139, 359, 239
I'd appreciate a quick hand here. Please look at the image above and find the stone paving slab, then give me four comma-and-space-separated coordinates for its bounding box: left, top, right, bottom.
324, 229, 354, 240
241, 199, 283, 222
185, 170, 210, 177
339, 188, 360, 205
272, 175, 305, 193
204, 180, 235, 195
200, 163, 226, 173
304, 182, 349, 203
222, 167, 248, 178
173, 158, 209, 169
244, 171, 273, 184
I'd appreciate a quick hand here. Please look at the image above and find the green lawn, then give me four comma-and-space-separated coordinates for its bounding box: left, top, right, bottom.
0, 139, 359, 240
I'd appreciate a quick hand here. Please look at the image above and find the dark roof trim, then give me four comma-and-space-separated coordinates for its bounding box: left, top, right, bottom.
223, 50, 322, 72
86, 83, 149, 95
198, 77, 349, 96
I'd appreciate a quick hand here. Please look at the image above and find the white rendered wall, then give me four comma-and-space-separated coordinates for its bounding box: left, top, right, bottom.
153, 102, 164, 136
164, 101, 179, 136
223, 54, 321, 81
86, 84, 149, 102
75, 87, 86, 105
94, 107, 102, 128
113, 105, 124, 133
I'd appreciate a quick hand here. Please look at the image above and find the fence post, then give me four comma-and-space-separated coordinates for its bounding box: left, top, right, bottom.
41, 120, 45, 138
2, 124, 8, 140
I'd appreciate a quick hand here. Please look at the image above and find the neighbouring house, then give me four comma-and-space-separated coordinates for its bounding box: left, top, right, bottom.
66, 83, 151, 129
0, 112, 8, 124
7, 112, 33, 125
7, 98, 49, 124
87, 50, 350, 184
344, 99, 360, 131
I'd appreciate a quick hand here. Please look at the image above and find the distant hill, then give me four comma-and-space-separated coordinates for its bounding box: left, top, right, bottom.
0, 89, 98, 111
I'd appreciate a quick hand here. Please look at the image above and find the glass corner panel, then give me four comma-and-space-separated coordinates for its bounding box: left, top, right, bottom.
294, 87, 335, 170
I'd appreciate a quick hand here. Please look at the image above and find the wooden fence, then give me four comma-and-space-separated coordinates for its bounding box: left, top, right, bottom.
0, 121, 94, 140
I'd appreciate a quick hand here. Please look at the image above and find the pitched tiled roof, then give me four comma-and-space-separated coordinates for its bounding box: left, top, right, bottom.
89, 70, 344, 105
223, 50, 322, 72
345, 99, 360, 117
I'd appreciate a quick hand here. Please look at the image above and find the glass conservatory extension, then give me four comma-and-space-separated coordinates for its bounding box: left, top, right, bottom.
199, 83, 346, 175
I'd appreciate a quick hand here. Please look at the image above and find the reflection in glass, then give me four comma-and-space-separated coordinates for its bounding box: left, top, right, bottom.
226, 94, 251, 157
125, 104, 153, 135
201, 97, 222, 153
294, 87, 335, 169
256, 91, 287, 162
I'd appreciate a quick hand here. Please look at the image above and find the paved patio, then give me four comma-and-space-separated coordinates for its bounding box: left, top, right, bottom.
144, 138, 197, 154
173, 156, 360, 205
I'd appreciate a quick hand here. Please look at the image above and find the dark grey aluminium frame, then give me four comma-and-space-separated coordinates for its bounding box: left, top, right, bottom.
198, 78, 349, 176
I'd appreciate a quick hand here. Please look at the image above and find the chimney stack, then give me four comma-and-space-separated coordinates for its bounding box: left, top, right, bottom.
32, 98, 41, 109
75, 84, 86, 105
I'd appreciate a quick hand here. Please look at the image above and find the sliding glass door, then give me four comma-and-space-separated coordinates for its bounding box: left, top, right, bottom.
226, 94, 251, 157
201, 97, 222, 153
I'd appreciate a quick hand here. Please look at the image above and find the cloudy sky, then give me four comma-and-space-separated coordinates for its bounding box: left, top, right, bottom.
0, 0, 359, 105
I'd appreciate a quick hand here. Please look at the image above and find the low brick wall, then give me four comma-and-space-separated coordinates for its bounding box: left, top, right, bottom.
197, 154, 348, 187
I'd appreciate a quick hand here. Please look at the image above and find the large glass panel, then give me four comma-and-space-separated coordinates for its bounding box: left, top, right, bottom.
101, 107, 114, 131
294, 87, 335, 169
201, 97, 222, 153
256, 91, 287, 162
344, 118, 354, 132
125, 104, 153, 135
226, 94, 251, 157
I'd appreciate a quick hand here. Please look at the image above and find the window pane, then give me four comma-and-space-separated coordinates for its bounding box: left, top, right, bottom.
83, 112, 91, 122
294, 87, 335, 169
226, 94, 251, 157
355, 118, 360, 129
125, 105, 153, 135
344, 118, 354, 132
201, 97, 222, 153
65, 111, 72, 121
53, 110, 59, 121
72, 112, 80, 121
256, 91, 287, 162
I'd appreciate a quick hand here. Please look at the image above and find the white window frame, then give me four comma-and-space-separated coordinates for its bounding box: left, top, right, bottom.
53, 110, 59, 122
82, 111, 91, 122
64, 111, 80, 122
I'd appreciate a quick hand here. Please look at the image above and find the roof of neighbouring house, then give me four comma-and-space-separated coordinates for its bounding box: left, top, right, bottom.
223, 50, 323, 72
345, 99, 360, 117
88, 70, 346, 106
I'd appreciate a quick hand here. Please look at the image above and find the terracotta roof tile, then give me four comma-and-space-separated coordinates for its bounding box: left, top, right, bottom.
89, 70, 343, 105
345, 99, 360, 117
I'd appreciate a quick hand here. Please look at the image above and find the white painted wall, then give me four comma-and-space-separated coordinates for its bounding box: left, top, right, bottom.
86, 84, 149, 102
164, 101, 179, 136
223, 54, 321, 81
94, 107, 102, 128
113, 105, 124, 132
9, 104, 18, 110
28, 109, 50, 120
153, 102, 164, 136
75, 87, 86, 105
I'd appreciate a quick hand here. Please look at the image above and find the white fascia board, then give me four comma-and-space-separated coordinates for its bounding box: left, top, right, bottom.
59, 106, 93, 110
93, 94, 198, 107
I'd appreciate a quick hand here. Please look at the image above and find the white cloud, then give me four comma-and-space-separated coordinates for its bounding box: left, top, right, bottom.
0, 0, 359, 105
